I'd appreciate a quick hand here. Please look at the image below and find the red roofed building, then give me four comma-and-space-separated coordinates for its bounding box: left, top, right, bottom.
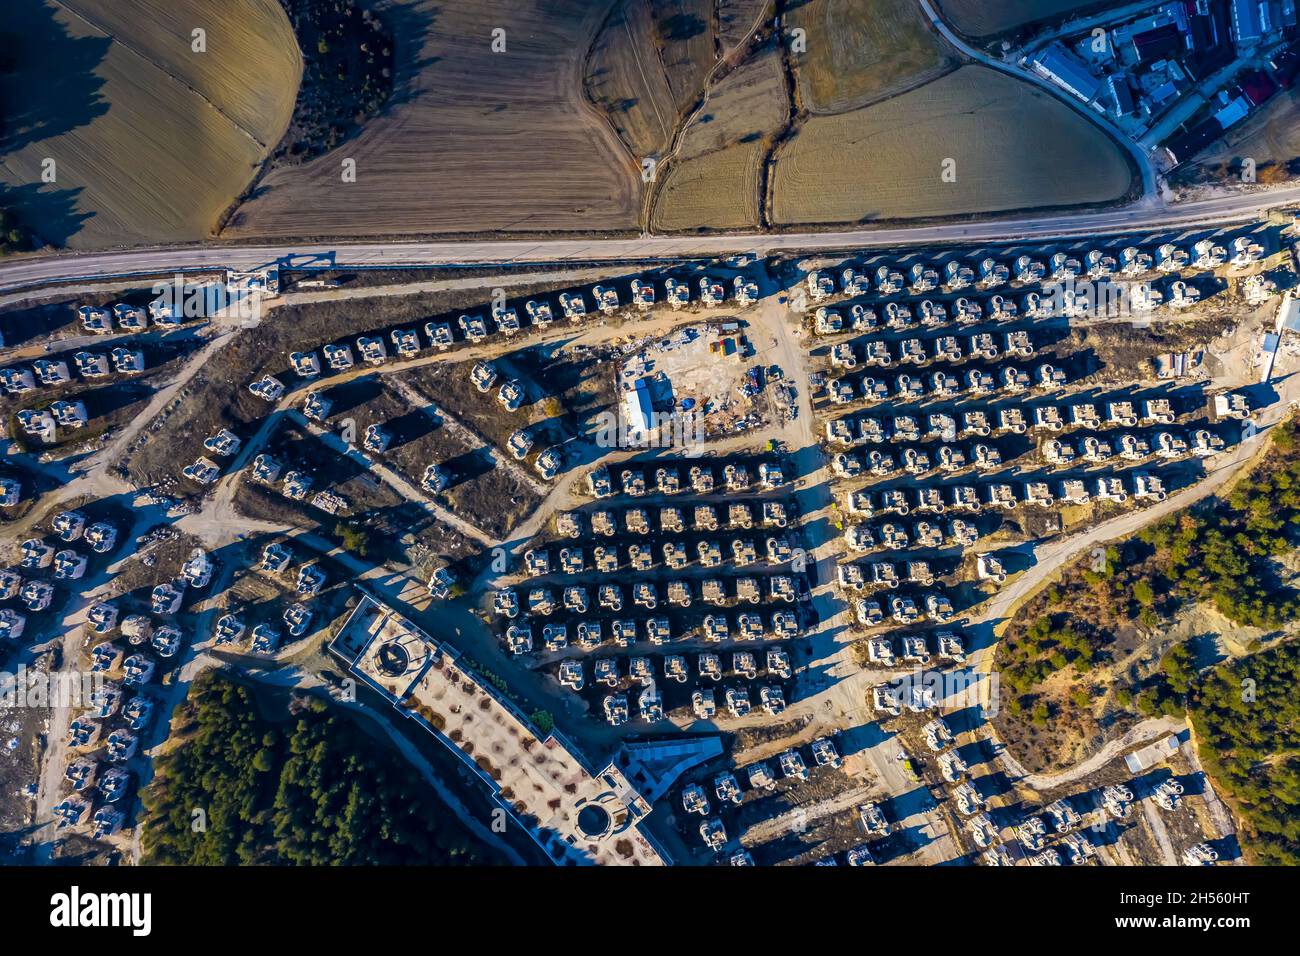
1240, 68, 1278, 106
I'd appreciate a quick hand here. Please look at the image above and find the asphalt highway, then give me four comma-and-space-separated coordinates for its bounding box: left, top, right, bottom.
1, 187, 1298, 293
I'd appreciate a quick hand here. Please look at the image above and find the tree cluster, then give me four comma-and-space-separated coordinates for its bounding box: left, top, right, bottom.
1191, 641, 1300, 865
141, 674, 498, 865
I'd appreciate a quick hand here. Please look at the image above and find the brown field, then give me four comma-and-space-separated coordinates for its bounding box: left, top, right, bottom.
674, 45, 789, 162
650, 45, 787, 230
586, 0, 679, 160
585, 0, 740, 163
356, 371, 542, 540
936, 0, 1106, 39
652, 0, 719, 113
770, 66, 1133, 225
229, 418, 483, 566
226, 0, 639, 239
717, 0, 771, 52
0, 0, 300, 249
396, 359, 544, 455
651, 141, 765, 230
3, 0, 1142, 245
788, 0, 958, 114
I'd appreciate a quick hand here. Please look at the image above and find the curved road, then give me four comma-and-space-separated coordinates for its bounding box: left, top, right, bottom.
996, 716, 1186, 791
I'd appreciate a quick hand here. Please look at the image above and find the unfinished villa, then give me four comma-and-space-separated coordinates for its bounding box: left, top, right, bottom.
332, 594, 684, 866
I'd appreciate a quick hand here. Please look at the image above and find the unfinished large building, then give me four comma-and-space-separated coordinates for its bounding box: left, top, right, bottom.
332, 594, 675, 866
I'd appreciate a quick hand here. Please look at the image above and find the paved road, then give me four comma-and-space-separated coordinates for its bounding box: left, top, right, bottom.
2, 188, 1299, 294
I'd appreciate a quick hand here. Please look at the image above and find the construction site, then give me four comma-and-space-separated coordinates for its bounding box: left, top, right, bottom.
0, 204, 1297, 870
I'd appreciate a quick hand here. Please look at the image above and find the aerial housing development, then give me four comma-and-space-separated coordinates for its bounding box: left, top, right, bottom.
0, 0, 1296, 927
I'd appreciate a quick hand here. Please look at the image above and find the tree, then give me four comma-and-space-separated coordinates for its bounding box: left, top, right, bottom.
529, 709, 555, 735
1161, 643, 1197, 696
335, 521, 370, 557
1031, 701, 1051, 726
1135, 689, 1160, 717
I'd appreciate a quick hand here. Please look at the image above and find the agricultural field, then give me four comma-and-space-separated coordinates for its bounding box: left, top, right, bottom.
650, 45, 788, 231
674, 45, 790, 163
788, 0, 958, 114
652, 142, 766, 231
0, 0, 300, 248
717, 0, 771, 51
587, 0, 744, 157
583, 0, 773, 167
0, 0, 1165, 246
226, 0, 638, 239
652, 0, 719, 113
936, 0, 1106, 39
586, 0, 679, 160
770, 66, 1133, 225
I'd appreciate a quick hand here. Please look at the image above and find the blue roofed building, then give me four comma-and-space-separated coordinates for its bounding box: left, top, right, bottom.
1032, 43, 1104, 106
